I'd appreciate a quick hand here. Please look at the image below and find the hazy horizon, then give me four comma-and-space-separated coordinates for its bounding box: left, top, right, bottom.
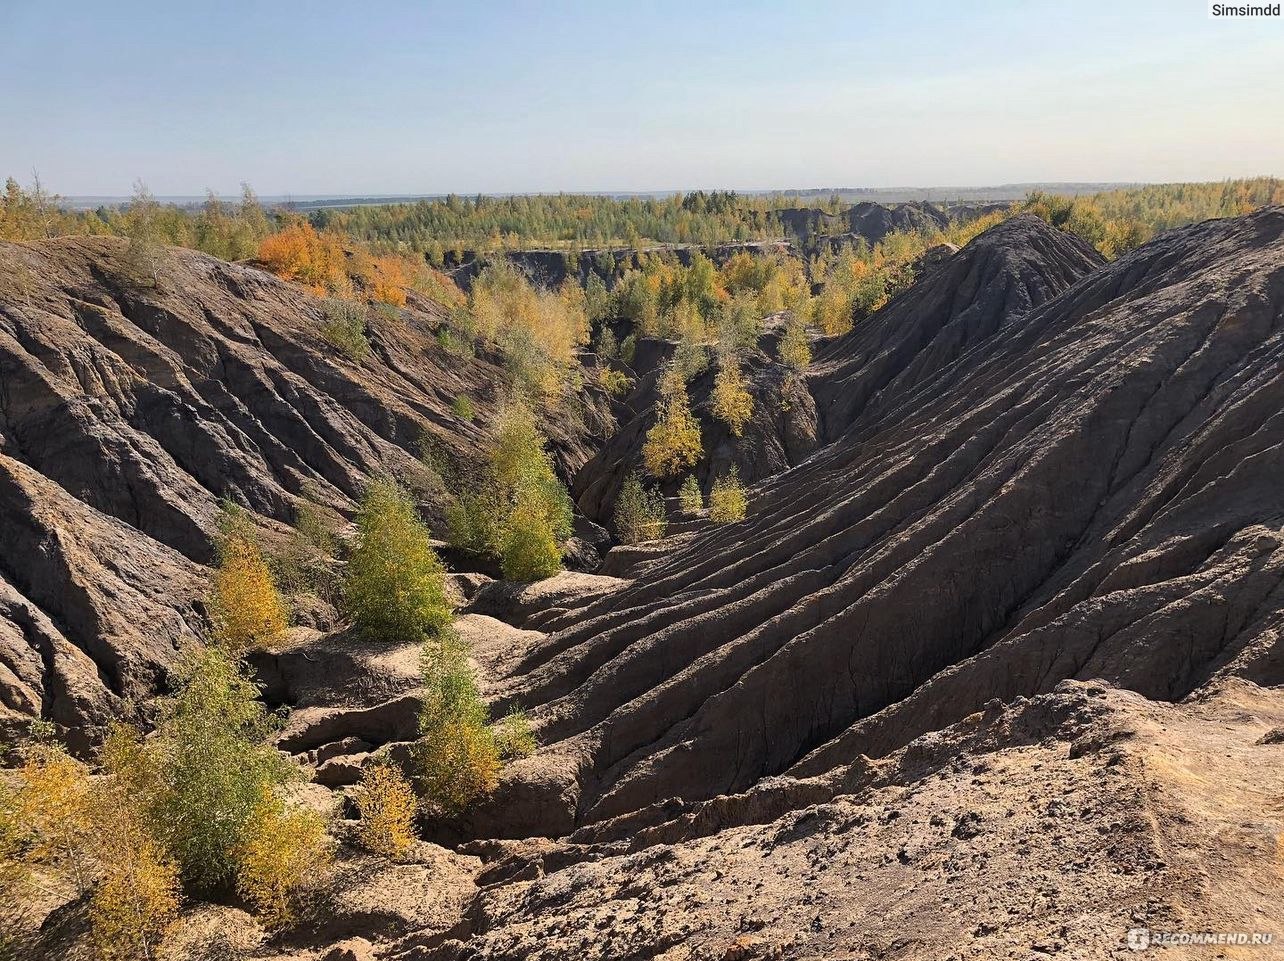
3, 0, 1282, 196
51, 181, 1150, 208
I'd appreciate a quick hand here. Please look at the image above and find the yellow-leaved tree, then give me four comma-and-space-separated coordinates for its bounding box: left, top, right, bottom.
17, 730, 181, 960
234, 791, 332, 928
446, 399, 573, 582
708, 467, 748, 524
354, 763, 419, 859
642, 365, 704, 478
208, 502, 289, 653
711, 350, 753, 437
417, 630, 502, 814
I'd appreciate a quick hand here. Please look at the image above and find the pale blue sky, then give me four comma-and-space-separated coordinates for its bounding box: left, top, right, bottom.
2, 0, 1281, 195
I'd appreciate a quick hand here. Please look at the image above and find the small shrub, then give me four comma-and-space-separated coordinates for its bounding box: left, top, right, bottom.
594, 325, 618, 361
208, 507, 289, 654
618, 333, 637, 366
364, 254, 408, 307
18, 740, 94, 890
354, 764, 419, 859
293, 497, 340, 557
149, 648, 298, 896
435, 327, 473, 357
613, 472, 667, 544
417, 631, 501, 814
234, 791, 332, 929
120, 180, 169, 290
498, 491, 563, 581
319, 298, 370, 361
598, 366, 632, 397
0, 779, 31, 957
642, 382, 703, 478
708, 468, 748, 524
711, 355, 753, 436
493, 709, 536, 760
445, 487, 502, 558
678, 474, 703, 514
446, 400, 572, 583
273, 495, 343, 602
346, 476, 452, 643
451, 394, 476, 421
778, 314, 812, 370
88, 783, 180, 961
417, 716, 501, 815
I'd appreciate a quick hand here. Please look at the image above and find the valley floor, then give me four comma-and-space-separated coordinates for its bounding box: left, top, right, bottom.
62, 676, 1276, 961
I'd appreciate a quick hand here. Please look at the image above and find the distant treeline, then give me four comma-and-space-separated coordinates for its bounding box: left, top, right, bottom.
310, 190, 780, 255
3, 174, 1281, 265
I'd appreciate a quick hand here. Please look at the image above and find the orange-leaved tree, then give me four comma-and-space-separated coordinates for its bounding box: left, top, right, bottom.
257, 221, 349, 296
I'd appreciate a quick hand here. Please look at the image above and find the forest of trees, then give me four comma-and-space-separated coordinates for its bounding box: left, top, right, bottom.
5, 174, 1281, 266
311, 189, 778, 255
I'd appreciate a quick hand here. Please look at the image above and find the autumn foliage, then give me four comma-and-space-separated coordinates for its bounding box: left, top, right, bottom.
18, 735, 180, 960
346, 476, 452, 644
257, 221, 349, 296
355, 763, 419, 859
643, 366, 704, 478
208, 504, 289, 653
708, 467, 748, 524
711, 352, 754, 436
416, 630, 503, 813
445, 399, 573, 581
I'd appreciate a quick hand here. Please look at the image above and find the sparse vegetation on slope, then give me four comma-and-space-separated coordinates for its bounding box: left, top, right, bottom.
461, 260, 589, 395
355, 763, 419, 859
643, 365, 705, 478
708, 467, 748, 523
613, 471, 668, 543
13, 646, 332, 954
416, 631, 501, 814
346, 477, 452, 644
446, 399, 573, 581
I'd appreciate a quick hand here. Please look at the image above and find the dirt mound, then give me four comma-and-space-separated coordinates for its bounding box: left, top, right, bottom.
845, 199, 949, 243
810, 214, 1104, 440
775, 201, 953, 248
0, 237, 611, 739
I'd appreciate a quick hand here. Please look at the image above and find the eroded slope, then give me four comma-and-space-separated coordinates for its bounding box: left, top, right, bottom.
466, 210, 1284, 840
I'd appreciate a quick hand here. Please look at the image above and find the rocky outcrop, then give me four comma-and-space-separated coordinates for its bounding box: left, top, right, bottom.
845, 199, 949, 243
777, 200, 970, 251
0, 454, 203, 749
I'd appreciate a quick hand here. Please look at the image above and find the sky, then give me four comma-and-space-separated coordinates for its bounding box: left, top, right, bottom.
2, 0, 1282, 196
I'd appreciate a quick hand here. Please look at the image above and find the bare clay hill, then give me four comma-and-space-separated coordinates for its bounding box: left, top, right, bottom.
0, 236, 611, 745
5, 210, 1284, 960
